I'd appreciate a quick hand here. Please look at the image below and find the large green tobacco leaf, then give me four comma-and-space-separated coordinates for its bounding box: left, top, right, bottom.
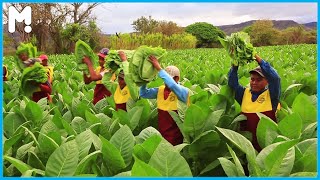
292, 93, 316, 129
75, 130, 96, 160
183, 104, 208, 141
216, 127, 261, 176
133, 135, 162, 163
71, 99, 91, 119
219, 85, 234, 110
110, 125, 135, 167
25, 100, 43, 124
75, 150, 101, 175
91, 131, 102, 150
278, 113, 302, 139
256, 139, 298, 176
4, 132, 24, 154
135, 127, 161, 144
208, 94, 227, 111
27, 151, 46, 170
38, 120, 60, 153
292, 138, 317, 173
61, 119, 77, 136
62, 110, 73, 123
202, 109, 224, 132
148, 140, 192, 176
256, 116, 279, 148
4, 155, 32, 174
131, 156, 162, 177
188, 130, 220, 158
218, 157, 238, 177
128, 106, 144, 131
132, 99, 152, 128
227, 144, 245, 176
216, 127, 256, 160
38, 133, 59, 154
3, 112, 25, 137
45, 140, 79, 176
22, 126, 40, 148
100, 136, 126, 173
71, 117, 89, 134
300, 122, 317, 140
96, 113, 112, 138
113, 109, 130, 127
174, 143, 188, 152
85, 110, 100, 125
199, 159, 221, 175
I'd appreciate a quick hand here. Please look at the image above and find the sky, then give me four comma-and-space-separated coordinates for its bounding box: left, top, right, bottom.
91, 3, 317, 34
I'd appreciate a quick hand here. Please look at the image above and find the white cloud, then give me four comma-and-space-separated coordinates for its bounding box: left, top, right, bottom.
92, 3, 317, 34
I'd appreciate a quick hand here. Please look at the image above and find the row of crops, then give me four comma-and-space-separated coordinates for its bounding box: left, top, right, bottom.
2, 44, 317, 177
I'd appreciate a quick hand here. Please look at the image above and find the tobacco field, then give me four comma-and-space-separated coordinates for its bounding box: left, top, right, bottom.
2, 44, 317, 177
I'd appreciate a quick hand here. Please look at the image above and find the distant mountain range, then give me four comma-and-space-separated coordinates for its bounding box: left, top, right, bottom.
217, 20, 317, 35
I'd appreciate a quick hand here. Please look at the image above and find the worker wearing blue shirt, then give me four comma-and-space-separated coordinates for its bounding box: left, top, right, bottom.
140, 55, 191, 145
228, 54, 281, 151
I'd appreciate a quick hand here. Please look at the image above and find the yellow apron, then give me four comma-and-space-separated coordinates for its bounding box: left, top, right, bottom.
114, 85, 131, 104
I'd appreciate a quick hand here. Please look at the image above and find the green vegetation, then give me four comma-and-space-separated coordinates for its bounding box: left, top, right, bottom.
219, 32, 256, 66
185, 22, 226, 48
109, 33, 197, 50
3, 44, 317, 177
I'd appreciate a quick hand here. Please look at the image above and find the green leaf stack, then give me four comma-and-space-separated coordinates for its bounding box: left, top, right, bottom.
15, 43, 38, 70
218, 32, 256, 66
74, 39, 98, 74
105, 50, 135, 73
20, 62, 48, 97
129, 45, 167, 86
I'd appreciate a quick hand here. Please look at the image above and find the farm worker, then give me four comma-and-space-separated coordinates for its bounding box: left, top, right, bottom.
24, 57, 52, 102
83, 48, 115, 105
29, 54, 53, 102
17, 51, 29, 62
228, 54, 281, 152
16, 49, 29, 70
39, 54, 54, 84
83, 51, 138, 111
3, 65, 8, 81
139, 55, 191, 146
22, 58, 53, 102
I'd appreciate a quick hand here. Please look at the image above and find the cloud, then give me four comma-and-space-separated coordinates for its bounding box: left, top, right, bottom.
92, 3, 317, 34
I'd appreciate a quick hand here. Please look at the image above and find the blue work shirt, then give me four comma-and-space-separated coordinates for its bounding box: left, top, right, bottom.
228, 60, 281, 111
140, 69, 189, 103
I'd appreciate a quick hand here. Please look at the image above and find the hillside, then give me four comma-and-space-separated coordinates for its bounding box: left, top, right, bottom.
217, 20, 317, 35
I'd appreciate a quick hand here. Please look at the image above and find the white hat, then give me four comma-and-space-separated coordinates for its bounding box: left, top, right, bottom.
165, 65, 180, 77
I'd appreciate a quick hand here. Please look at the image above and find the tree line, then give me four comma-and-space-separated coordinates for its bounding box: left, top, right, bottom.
3, 4, 317, 56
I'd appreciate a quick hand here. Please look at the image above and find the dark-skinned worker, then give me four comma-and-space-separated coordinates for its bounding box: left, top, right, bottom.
228, 54, 281, 152
83, 48, 115, 105
83, 51, 138, 111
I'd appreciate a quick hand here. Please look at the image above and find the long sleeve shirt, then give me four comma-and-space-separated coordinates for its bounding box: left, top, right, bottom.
228, 60, 281, 111
140, 69, 189, 103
